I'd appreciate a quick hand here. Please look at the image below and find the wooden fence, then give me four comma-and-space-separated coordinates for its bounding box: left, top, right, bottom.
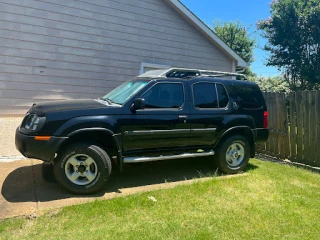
256, 91, 320, 167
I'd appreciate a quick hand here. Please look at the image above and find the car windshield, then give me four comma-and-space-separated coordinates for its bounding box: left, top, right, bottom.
102, 80, 149, 105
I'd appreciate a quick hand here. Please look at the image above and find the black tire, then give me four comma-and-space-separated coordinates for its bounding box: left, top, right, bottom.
215, 135, 250, 174
42, 162, 56, 182
53, 143, 112, 195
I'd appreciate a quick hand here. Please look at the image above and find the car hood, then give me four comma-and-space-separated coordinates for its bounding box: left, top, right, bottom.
29, 99, 109, 115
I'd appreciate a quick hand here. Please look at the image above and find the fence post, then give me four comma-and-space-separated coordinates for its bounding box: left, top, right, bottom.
289, 92, 297, 160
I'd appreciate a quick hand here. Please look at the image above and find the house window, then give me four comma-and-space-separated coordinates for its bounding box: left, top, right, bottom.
140, 63, 170, 74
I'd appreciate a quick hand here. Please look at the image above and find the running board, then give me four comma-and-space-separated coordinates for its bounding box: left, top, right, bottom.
123, 151, 215, 163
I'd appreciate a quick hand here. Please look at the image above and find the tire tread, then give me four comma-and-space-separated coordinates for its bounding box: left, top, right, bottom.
53, 143, 112, 194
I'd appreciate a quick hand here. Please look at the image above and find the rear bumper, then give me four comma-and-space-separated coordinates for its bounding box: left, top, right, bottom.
255, 128, 269, 143
15, 128, 67, 162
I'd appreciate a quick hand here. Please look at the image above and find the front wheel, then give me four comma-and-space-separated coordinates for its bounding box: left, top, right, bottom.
216, 135, 250, 174
54, 143, 112, 194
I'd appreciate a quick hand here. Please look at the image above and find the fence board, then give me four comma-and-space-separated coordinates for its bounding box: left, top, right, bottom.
265, 92, 271, 154
257, 90, 320, 167
278, 93, 287, 158
283, 94, 290, 159
273, 93, 279, 157
316, 91, 320, 166
275, 94, 283, 157
290, 92, 297, 160
275, 93, 281, 157
296, 91, 304, 161
270, 93, 276, 156
270, 93, 277, 157
303, 91, 310, 162
309, 91, 317, 165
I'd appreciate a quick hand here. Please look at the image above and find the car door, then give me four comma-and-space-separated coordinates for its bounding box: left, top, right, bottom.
189, 81, 230, 148
121, 81, 191, 155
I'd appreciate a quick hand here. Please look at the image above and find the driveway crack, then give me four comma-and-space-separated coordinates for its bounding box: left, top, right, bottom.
31, 159, 39, 211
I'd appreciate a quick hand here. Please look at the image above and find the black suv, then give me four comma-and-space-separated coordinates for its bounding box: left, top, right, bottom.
15, 68, 269, 194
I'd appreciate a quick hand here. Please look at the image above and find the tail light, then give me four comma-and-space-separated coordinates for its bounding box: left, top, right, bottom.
263, 111, 268, 128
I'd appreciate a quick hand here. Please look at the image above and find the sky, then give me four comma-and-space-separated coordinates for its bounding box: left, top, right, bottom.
180, 0, 281, 77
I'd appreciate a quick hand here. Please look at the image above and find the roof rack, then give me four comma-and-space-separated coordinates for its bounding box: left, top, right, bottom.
137, 68, 247, 80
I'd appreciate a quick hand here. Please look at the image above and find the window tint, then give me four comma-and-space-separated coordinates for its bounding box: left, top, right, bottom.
217, 84, 229, 108
103, 80, 148, 105
193, 83, 218, 108
232, 84, 263, 109
142, 83, 184, 109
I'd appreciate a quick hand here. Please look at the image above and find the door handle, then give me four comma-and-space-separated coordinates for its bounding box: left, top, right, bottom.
178, 115, 187, 120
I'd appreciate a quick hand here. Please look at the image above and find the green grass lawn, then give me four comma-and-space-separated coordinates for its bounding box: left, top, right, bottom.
1, 159, 320, 240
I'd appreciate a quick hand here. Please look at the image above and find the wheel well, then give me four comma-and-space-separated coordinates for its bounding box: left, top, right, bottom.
215, 128, 255, 158
56, 131, 119, 160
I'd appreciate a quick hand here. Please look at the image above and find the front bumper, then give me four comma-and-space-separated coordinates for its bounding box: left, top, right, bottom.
15, 128, 67, 162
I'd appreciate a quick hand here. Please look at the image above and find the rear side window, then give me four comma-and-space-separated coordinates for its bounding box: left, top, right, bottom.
232, 84, 264, 109
217, 84, 229, 108
192, 82, 229, 109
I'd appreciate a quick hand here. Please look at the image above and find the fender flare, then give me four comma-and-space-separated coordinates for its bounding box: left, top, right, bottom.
56, 128, 123, 170
214, 126, 256, 157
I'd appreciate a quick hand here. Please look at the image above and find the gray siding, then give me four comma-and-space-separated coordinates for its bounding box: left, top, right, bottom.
0, 0, 233, 115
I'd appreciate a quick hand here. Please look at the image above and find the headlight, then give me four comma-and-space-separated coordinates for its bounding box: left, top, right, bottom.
24, 114, 43, 131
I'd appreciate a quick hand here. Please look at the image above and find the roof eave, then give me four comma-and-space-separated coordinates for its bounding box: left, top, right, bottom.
166, 0, 249, 68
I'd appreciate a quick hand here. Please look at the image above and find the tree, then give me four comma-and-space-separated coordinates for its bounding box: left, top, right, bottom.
213, 20, 257, 65
257, 0, 320, 90
248, 75, 290, 93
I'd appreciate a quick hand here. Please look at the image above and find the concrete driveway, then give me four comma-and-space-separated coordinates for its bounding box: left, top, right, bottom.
0, 117, 249, 219
0, 117, 23, 157
0, 157, 250, 219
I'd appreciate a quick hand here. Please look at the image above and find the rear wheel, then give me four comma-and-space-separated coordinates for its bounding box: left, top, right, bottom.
216, 135, 250, 174
54, 143, 112, 194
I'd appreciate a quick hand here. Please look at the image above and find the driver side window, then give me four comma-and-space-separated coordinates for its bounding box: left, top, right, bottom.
142, 83, 184, 109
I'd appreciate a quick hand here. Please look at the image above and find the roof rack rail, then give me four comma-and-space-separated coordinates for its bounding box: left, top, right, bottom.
137, 68, 247, 80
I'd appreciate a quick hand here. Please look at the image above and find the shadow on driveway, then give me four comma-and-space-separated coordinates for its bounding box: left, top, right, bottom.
1, 157, 258, 204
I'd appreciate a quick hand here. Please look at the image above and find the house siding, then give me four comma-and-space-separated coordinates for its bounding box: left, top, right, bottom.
0, 0, 234, 115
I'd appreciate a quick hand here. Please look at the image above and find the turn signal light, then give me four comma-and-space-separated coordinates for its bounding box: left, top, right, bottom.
34, 136, 51, 141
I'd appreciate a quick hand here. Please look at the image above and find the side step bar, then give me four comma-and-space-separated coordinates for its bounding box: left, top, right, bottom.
123, 151, 215, 163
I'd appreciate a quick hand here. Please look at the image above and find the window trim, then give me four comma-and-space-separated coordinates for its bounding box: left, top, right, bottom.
139, 62, 171, 74
216, 83, 230, 109
139, 82, 185, 110
191, 81, 230, 110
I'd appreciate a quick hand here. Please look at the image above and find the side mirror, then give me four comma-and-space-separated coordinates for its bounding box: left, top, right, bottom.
130, 98, 145, 112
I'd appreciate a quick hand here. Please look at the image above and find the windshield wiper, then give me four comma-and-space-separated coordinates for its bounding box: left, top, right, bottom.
99, 97, 120, 105
98, 97, 112, 104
